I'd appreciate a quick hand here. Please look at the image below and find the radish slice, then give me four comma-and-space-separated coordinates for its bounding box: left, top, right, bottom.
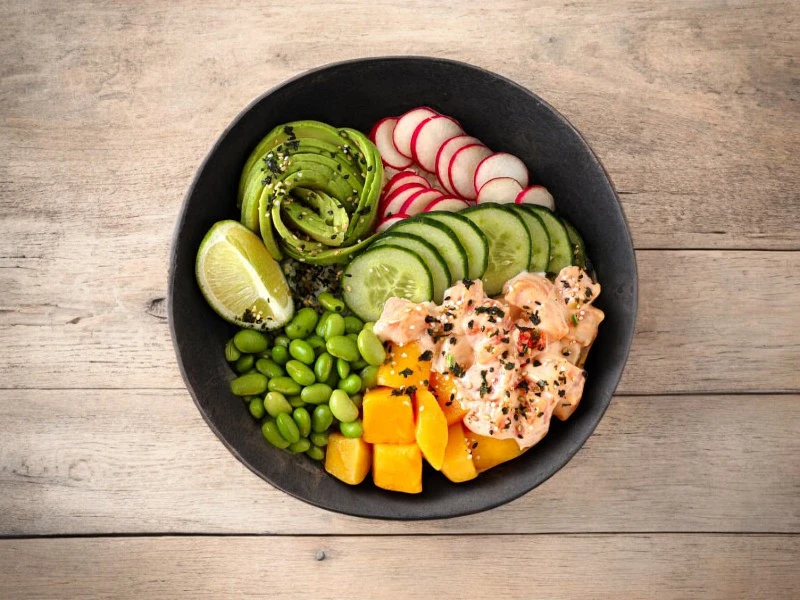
383, 171, 430, 198
476, 177, 524, 204
424, 196, 471, 213
435, 135, 482, 194
392, 107, 439, 158
448, 144, 493, 200
515, 185, 555, 210
400, 189, 445, 216
410, 116, 464, 173
377, 214, 410, 233
380, 182, 427, 209
382, 185, 427, 218
473, 153, 530, 194
369, 117, 413, 169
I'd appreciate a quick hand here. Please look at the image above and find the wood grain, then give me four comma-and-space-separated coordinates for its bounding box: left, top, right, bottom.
2, 535, 798, 599
1, 389, 797, 535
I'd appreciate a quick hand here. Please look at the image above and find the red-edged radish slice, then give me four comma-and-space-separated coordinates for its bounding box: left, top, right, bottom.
369, 117, 413, 169
435, 135, 483, 194
400, 189, 445, 216
376, 214, 410, 233
380, 182, 426, 209
473, 152, 530, 194
383, 170, 430, 198
515, 185, 555, 210
392, 107, 439, 158
423, 196, 471, 213
476, 177, 524, 204
448, 144, 493, 200
382, 184, 427, 218
410, 116, 464, 173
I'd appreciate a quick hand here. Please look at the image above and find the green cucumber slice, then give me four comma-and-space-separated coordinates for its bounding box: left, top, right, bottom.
461, 205, 531, 296
504, 205, 551, 273
388, 217, 468, 283
522, 205, 572, 275
371, 233, 451, 303
561, 219, 586, 269
422, 211, 489, 280
342, 246, 433, 321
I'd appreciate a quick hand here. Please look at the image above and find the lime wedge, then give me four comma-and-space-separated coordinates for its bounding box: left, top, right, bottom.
196, 220, 294, 329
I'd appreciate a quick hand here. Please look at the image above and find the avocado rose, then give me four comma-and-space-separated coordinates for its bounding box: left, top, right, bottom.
237, 120, 384, 264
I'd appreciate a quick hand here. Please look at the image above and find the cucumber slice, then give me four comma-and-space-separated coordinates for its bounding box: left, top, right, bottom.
342, 246, 433, 322
389, 217, 468, 284
461, 205, 531, 296
504, 205, 551, 273
371, 233, 451, 303
423, 211, 489, 280
522, 205, 572, 276
561, 219, 587, 269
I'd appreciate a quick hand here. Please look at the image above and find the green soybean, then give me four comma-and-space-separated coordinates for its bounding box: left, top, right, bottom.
357, 329, 386, 366
261, 420, 290, 449
338, 374, 362, 395
346, 332, 359, 342
359, 365, 379, 391
235, 354, 254, 373
336, 357, 351, 379
326, 335, 360, 362
292, 407, 312, 438
248, 398, 265, 419
286, 360, 315, 386
285, 307, 319, 340
309, 431, 329, 447
324, 369, 339, 389
274, 335, 291, 348
271, 345, 289, 365
268, 376, 302, 396
233, 329, 269, 353
344, 315, 364, 334
288, 339, 315, 365
329, 389, 359, 423
349, 393, 363, 409
230, 373, 268, 396
306, 445, 325, 461
339, 419, 364, 439
288, 395, 306, 408
301, 383, 333, 405
322, 313, 346, 340
318, 292, 345, 313
315, 311, 333, 338
289, 438, 311, 453
312, 404, 334, 433
256, 358, 284, 379
314, 352, 334, 382
225, 339, 241, 362
350, 358, 368, 370
264, 391, 292, 417
306, 335, 327, 355
276, 413, 300, 444
363, 321, 375, 333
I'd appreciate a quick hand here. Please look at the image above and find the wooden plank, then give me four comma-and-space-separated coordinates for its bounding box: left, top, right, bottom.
0, 1, 798, 251
1, 249, 798, 393
1, 390, 797, 535
1, 535, 797, 599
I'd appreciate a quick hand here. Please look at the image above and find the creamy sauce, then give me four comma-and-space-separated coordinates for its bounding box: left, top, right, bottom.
373, 267, 604, 449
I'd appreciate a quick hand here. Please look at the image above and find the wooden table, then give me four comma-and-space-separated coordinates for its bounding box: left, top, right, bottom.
2, 1, 798, 597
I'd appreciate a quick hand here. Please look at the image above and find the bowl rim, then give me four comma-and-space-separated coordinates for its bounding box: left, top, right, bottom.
168, 55, 639, 520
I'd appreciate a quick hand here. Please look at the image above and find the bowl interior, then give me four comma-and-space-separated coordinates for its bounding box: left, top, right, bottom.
169, 57, 637, 519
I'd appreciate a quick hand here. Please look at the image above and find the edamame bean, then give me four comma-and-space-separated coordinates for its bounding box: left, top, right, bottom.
315, 311, 333, 337
322, 313, 346, 340
225, 339, 241, 362
288, 339, 315, 365
285, 307, 319, 340
344, 315, 364, 334
243, 395, 259, 403
264, 391, 292, 417
349, 393, 363, 409
363, 321, 375, 333
314, 352, 333, 382
268, 376, 302, 396
357, 329, 386, 366
274, 335, 291, 348
292, 407, 312, 438
338, 373, 362, 396
248, 398, 265, 419
300, 383, 333, 405
234, 329, 269, 353
309, 431, 329, 447
350, 358, 368, 370
230, 373, 268, 396
288, 395, 306, 408
326, 335, 360, 362
256, 358, 284, 379
346, 332, 359, 342
276, 413, 300, 444
339, 419, 363, 439
235, 354, 254, 374
329, 389, 359, 423
336, 357, 350, 379
289, 438, 311, 453
306, 335, 326, 355
324, 369, 339, 389
306, 445, 325, 461
318, 292, 345, 313
311, 404, 334, 433
261, 420, 290, 449
271, 345, 289, 365
359, 365, 379, 391
286, 360, 315, 386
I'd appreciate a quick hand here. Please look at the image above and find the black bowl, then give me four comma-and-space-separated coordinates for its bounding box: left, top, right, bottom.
169, 57, 637, 520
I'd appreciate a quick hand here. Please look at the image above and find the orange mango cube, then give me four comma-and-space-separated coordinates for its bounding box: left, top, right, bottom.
414, 388, 448, 470
376, 341, 431, 389
463, 430, 525, 473
362, 386, 415, 445
372, 443, 423, 494
430, 371, 469, 426
324, 433, 372, 485
440, 423, 478, 483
